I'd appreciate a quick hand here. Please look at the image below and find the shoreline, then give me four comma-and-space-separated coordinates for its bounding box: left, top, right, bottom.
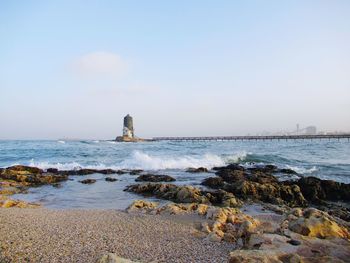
1, 164, 350, 262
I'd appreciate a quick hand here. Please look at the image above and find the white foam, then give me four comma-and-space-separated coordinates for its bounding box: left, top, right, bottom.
25, 150, 248, 171
28, 160, 85, 170
57, 140, 65, 144
285, 165, 318, 174
117, 150, 248, 170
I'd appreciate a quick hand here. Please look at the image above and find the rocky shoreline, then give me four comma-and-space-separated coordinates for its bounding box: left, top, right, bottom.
1, 164, 350, 262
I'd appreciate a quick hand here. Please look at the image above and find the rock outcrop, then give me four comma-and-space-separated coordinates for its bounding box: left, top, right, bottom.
288, 208, 350, 239
203, 164, 350, 211
210, 165, 307, 207
186, 167, 209, 173
125, 183, 242, 207
105, 177, 118, 182
79, 179, 96, 184
126, 200, 258, 244
0, 165, 68, 186
0, 197, 40, 208
286, 176, 350, 203
135, 174, 175, 182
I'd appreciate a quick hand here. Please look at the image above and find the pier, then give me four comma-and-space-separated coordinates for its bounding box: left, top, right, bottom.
152, 134, 350, 142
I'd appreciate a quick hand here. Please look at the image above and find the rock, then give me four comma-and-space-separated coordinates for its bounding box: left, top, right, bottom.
79, 179, 96, 184
57, 168, 119, 176
176, 186, 208, 203
201, 222, 211, 233
213, 164, 245, 171
291, 176, 350, 203
201, 177, 224, 188
129, 169, 143, 175
328, 207, 350, 222
0, 167, 68, 186
205, 189, 243, 207
287, 239, 301, 246
0, 187, 23, 195
247, 233, 266, 248
98, 253, 140, 263
127, 200, 210, 217
279, 168, 298, 174
197, 204, 209, 215
288, 209, 350, 239
46, 168, 58, 173
206, 207, 228, 223
160, 203, 209, 216
229, 249, 301, 263
216, 169, 246, 183
125, 183, 241, 207
135, 174, 175, 182
291, 208, 303, 217
248, 166, 278, 175
225, 180, 307, 207
249, 172, 279, 184
265, 164, 278, 171
105, 177, 118, 182
207, 232, 222, 242
3, 165, 43, 175
212, 164, 350, 207
0, 198, 40, 208
126, 200, 159, 213
186, 167, 208, 173
223, 232, 236, 242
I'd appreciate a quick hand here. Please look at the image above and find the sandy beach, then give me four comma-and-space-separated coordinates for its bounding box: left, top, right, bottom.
0, 208, 234, 263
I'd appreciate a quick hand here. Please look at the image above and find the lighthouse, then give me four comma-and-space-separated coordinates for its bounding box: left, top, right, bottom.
123, 114, 134, 138
115, 114, 145, 142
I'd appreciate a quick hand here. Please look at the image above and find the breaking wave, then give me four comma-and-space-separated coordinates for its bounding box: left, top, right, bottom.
118, 151, 247, 170
26, 151, 248, 171
285, 165, 318, 174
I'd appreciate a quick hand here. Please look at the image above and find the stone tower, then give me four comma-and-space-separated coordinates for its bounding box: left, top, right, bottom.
123, 114, 134, 138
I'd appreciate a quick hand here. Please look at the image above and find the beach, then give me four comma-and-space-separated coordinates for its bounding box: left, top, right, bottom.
0, 208, 234, 263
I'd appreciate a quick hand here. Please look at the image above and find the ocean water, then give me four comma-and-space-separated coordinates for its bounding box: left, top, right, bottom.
1, 139, 349, 209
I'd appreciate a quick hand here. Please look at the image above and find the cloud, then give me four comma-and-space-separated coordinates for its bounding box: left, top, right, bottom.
72, 51, 129, 78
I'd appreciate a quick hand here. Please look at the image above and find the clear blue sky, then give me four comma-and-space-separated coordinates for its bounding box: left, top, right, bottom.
1, 0, 349, 139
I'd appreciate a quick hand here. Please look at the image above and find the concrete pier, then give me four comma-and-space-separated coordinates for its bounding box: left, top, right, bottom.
152, 134, 350, 142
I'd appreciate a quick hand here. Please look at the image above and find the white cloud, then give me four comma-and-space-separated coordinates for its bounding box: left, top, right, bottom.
73, 51, 129, 78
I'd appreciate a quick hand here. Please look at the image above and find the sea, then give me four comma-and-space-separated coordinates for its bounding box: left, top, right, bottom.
1, 139, 349, 209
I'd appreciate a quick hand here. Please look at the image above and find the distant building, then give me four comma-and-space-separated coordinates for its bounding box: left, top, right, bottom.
305, 126, 317, 135
123, 114, 134, 138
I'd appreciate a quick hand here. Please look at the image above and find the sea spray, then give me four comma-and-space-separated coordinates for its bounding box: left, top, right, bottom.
24, 150, 248, 171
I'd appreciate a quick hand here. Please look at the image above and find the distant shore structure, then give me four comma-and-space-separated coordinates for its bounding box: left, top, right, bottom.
115, 114, 145, 142
123, 114, 134, 138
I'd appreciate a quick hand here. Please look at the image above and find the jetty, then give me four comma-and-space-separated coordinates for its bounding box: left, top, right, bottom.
152, 134, 350, 142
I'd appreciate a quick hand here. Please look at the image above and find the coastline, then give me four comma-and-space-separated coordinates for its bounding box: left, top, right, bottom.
1, 164, 350, 262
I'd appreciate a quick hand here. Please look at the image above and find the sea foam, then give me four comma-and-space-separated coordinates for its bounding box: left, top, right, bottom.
25, 150, 248, 171
285, 165, 318, 174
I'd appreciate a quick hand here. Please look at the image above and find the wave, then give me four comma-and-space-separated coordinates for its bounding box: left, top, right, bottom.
118, 151, 247, 170
285, 165, 318, 174
57, 140, 65, 144
25, 151, 248, 171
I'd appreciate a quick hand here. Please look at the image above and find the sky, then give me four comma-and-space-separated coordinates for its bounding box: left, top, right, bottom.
0, 0, 349, 139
